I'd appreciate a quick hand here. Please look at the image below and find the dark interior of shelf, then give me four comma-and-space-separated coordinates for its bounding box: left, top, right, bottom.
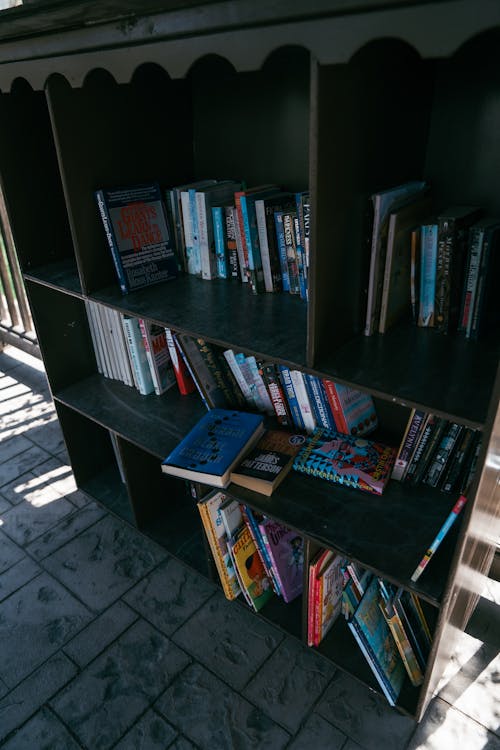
92, 275, 308, 367
316, 321, 499, 427
81, 465, 135, 525
258, 590, 303, 640
227, 471, 462, 606
55, 373, 207, 458
24, 258, 83, 296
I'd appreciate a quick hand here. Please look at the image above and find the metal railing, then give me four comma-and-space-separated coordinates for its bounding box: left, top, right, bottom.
0, 186, 39, 358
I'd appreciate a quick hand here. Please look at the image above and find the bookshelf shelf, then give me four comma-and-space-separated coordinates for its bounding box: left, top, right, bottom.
1, 0, 498, 723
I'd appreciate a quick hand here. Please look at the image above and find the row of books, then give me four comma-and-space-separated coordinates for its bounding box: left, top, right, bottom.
165, 179, 310, 299
392, 408, 481, 495
85, 300, 195, 398
94, 179, 310, 300
175, 334, 379, 438
196, 488, 304, 610
197, 481, 433, 708
365, 181, 499, 338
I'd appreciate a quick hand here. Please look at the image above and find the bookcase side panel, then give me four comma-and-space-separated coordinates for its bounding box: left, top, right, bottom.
0, 81, 73, 275
25, 280, 96, 393
46, 67, 194, 295
310, 42, 434, 361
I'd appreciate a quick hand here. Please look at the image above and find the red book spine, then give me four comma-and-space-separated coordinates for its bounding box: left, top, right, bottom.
165, 327, 195, 395
322, 379, 348, 433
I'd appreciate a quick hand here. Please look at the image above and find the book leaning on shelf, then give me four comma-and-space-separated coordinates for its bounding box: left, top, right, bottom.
95, 182, 179, 294
196, 490, 241, 600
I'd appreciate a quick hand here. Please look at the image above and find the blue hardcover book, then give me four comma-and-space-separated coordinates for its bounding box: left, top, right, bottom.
95, 182, 178, 294
212, 205, 228, 278
304, 374, 335, 431
161, 409, 265, 488
418, 222, 438, 326
278, 366, 305, 430
274, 211, 291, 292
349, 577, 406, 706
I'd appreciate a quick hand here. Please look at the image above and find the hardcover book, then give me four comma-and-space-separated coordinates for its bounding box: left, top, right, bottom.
197, 490, 241, 600
418, 221, 438, 327
293, 427, 396, 495
138, 320, 177, 396
348, 577, 406, 706
230, 430, 306, 496
230, 523, 274, 611
95, 182, 178, 294
257, 518, 304, 603
161, 408, 265, 487
121, 315, 155, 395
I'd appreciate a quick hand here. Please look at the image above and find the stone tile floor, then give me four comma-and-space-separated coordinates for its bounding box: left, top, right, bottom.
0, 343, 498, 749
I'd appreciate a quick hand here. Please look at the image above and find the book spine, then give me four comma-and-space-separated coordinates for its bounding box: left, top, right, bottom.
392, 410, 426, 481
258, 522, 286, 600
196, 192, 216, 281
189, 188, 202, 276
172, 332, 210, 410
165, 327, 195, 396
121, 316, 142, 392
307, 559, 317, 646
260, 363, 293, 426
293, 213, 307, 300
212, 205, 228, 279
290, 371, 316, 434
418, 224, 438, 327
180, 190, 196, 276
410, 495, 468, 583
222, 349, 254, 405
304, 374, 335, 431
424, 422, 463, 488
240, 195, 265, 294
321, 380, 348, 434
246, 356, 275, 415
224, 205, 240, 282
85, 300, 104, 375
283, 212, 300, 294
255, 198, 274, 292
434, 216, 455, 332
440, 427, 476, 494
232, 204, 248, 283
404, 414, 435, 483
313, 568, 324, 646
165, 188, 186, 272
94, 190, 128, 294
265, 202, 284, 292
410, 417, 448, 485
458, 227, 484, 333
194, 338, 235, 408
469, 226, 496, 339
234, 192, 251, 284
410, 227, 421, 324
274, 211, 290, 292
241, 507, 281, 595
279, 366, 305, 430
198, 500, 240, 601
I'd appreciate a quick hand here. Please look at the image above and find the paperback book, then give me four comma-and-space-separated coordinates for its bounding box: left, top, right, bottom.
95, 182, 178, 294
293, 428, 396, 495
230, 523, 274, 611
161, 409, 265, 487
257, 518, 304, 603
230, 430, 306, 496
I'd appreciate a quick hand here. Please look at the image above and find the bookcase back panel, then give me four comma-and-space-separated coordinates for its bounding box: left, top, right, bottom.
310, 41, 433, 360
189, 48, 310, 191
424, 30, 500, 216
0, 80, 74, 275
46, 67, 195, 294
25, 281, 96, 393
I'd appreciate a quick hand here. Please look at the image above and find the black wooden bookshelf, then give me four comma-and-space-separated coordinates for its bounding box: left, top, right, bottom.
0, 0, 499, 722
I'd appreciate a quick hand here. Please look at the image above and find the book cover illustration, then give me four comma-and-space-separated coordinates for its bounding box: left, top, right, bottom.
230, 430, 306, 496
95, 182, 178, 294
161, 409, 265, 487
258, 518, 304, 603
230, 523, 274, 611
315, 552, 345, 645
349, 577, 406, 705
197, 490, 241, 600
293, 428, 396, 495
322, 381, 378, 437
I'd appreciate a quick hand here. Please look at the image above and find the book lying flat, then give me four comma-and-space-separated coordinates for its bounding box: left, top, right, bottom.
161, 409, 265, 488
293, 428, 396, 495
230, 430, 306, 496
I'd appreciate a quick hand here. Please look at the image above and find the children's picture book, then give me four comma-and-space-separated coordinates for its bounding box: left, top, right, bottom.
161, 409, 265, 487
230, 430, 306, 496
312, 551, 344, 646
95, 182, 178, 294
230, 523, 274, 611
348, 577, 406, 706
257, 518, 304, 603
293, 427, 396, 495
197, 490, 241, 600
